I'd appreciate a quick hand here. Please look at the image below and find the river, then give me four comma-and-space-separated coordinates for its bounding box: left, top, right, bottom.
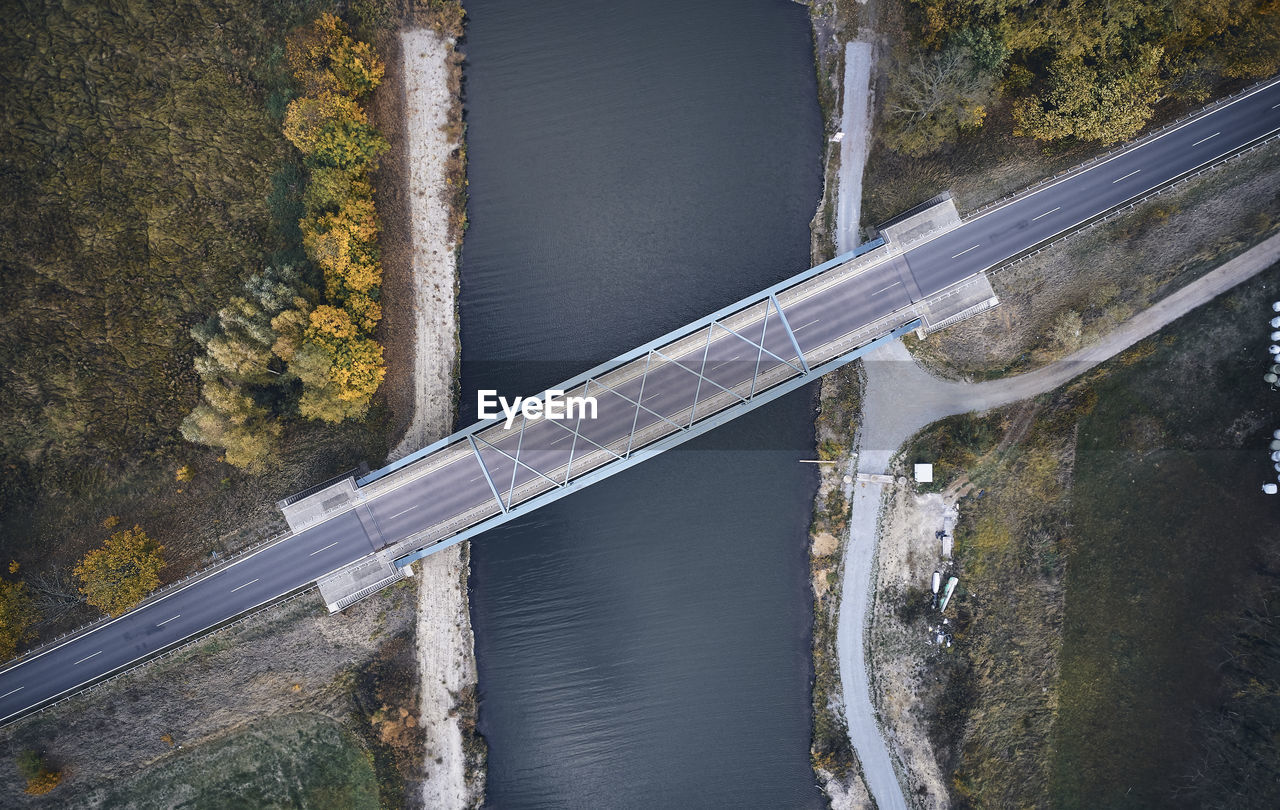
457, 0, 826, 805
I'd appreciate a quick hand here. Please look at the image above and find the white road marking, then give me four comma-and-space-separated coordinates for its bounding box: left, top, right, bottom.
548, 434, 568, 446
0, 687, 24, 699
1031, 206, 1060, 221
230, 578, 259, 592
951, 244, 980, 259
870, 281, 901, 297
792, 318, 821, 332
309, 542, 340, 556
1273, 102, 1280, 109
468, 476, 482, 483
1191, 131, 1220, 146
1112, 169, 1142, 183
155, 614, 181, 627
387, 505, 418, 520
73, 651, 102, 666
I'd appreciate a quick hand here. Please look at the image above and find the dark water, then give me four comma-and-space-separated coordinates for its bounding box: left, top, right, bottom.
458, 0, 825, 805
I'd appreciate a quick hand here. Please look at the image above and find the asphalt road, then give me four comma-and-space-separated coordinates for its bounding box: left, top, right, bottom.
3, 78, 1278, 724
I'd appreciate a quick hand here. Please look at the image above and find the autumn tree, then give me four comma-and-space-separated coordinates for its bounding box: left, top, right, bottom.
0, 578, 38, 661
74, 526, 166, 617
283, 93, 389, 170
287, 13, 385, 98
1013, 48, 1163, 143
16, 750, 61, 796
883, 45, 1000, 156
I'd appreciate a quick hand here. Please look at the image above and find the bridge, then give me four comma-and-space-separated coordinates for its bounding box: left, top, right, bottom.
1, 76, 1278, 724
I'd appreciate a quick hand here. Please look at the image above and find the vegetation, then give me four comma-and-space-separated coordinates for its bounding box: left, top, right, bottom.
0, 0, 397, 652
903, 393, 1082, 805
907, 263, 1280, 806
905, 411, 1003, 492
183, 13, 391, 467
74, 525, 166, 617
1050, 264, 1280, 806
79, 713, 378, 809
884, 0, 1280, 155
808, 365, 862, 780
0, 573, 38, 661
16, 749, 62, 796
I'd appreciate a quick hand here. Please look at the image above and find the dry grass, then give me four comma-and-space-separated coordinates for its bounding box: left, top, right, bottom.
0, 581, 422, 808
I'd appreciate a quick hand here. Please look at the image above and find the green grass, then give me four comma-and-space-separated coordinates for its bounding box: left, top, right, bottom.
77, 713, 379, 810
1049, 263, 1280, 807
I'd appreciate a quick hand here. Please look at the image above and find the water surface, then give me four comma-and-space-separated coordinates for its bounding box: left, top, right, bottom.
459, 1, 826, 805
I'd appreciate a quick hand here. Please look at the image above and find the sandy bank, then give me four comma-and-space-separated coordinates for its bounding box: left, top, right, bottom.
388, 27, 481, 810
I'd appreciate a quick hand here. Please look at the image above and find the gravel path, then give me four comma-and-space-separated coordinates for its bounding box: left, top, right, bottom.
391, 28, 476, 810
836, 40, 875, 253
837, 231, 1280, 809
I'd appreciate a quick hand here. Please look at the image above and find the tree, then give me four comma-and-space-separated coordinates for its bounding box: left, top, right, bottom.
180, 384, 281, 470
16, 750, 61, 796
883, 46, 999, 156
74, 526, 166, 617
0, 579, 38, 661
287, 13, 385, 98
283, 93, 388, 170
1013, 48, 1164, 144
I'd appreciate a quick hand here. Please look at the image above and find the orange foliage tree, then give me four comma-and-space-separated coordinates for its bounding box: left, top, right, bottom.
74, 525, 166, 617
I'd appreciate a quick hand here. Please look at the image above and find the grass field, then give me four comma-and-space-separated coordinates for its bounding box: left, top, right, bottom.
1049, 262, 1280, 807
0, 0, 401, 642
895, 263, 1280, 807
69, 713, 379, 810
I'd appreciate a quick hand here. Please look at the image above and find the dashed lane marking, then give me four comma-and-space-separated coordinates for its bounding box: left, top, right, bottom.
1191, 131, 1220, 146
73, 651, 102, 666
951, 244, 981, 259
229, 578, 259, 593
1112, 169, 1142, 183
387, 505, 418, 520
309, 542, 340, 556
155, 614, 181, 627
0, 687, 24, 699
1031, 206, 1060, 221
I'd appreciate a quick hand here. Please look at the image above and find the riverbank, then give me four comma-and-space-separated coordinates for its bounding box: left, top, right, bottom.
804, 1, 879, 806
385, 21, 484, 810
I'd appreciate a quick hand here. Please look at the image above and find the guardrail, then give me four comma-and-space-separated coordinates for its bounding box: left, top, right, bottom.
987, 131, 1280, 277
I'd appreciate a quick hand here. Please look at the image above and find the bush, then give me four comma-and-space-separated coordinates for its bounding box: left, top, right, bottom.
16, 750, 61, 796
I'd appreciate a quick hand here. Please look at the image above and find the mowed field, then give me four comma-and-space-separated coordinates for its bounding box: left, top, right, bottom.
63, 713, 379, 810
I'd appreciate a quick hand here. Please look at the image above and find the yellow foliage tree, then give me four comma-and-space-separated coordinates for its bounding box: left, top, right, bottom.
74, 526, 166, 617
307, 305, 359, 343
0, 578, 38, 661
287, 13, 384, 98
283, 93, 388, 170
